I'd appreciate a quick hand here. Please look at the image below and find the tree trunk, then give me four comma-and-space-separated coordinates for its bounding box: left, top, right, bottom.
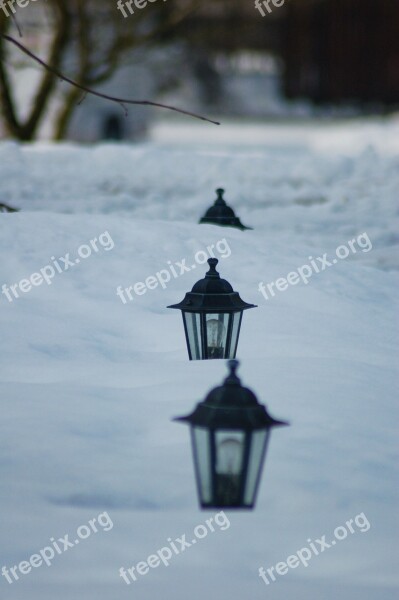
53, 86, 82, 140
0, 3, 71, 140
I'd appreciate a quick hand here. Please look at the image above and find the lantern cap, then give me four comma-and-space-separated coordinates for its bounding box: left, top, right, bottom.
167, 259, 257, 312
199, 188, 253, 231
174, 360, 289, 430
191, 258, 233, 294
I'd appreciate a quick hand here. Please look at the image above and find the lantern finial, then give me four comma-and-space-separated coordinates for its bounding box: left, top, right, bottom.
206, 258, 220, 278
225, 359, 240, 385
215, 188, 226, 204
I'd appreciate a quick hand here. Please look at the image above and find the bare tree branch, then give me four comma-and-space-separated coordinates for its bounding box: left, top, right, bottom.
10, 12, 22, 38
0, 33, 220, 126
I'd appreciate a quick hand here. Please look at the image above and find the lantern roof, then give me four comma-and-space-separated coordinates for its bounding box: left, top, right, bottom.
199, 189, 252, 231
174, 360, 289, 430
167, 259, 257, 312
191, 258, 233, 294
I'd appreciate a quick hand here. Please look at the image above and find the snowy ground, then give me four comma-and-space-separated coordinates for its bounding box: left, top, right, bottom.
0, 118, 398, 600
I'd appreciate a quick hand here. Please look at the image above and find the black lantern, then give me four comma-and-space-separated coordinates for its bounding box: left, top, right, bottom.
167, 258, 256, 360
174, 360, 288, 509
199, 188, 252, 230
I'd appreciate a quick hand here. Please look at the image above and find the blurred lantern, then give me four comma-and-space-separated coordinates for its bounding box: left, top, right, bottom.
167, 258, 256, 360
199, 188, 252, 230
174, 360, 288, 509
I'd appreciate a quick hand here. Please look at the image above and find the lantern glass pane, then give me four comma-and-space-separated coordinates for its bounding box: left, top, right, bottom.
205, 313, 229, 359
243, 430, 269, 506
192, 426, 212, 504
183, 312, 202, 359
229, 312, 242, 358
215, 430, 246, 506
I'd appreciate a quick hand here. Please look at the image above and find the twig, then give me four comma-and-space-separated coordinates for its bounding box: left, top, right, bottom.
0, 33, 220, 126
77, 91, 87, 106
10, 13, 23, 38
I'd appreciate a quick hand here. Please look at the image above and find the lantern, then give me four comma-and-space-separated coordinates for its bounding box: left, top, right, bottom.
167, 258, 256, 360
174, 360, 288, 509
199, 188, 252, 230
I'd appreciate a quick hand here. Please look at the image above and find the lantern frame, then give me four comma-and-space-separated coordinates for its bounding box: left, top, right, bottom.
174, 360, 288, 509
167, 258, 256, 360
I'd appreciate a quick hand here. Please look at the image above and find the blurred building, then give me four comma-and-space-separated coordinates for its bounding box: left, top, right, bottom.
169, 0, 399, 116
65, 63, 153, 143
283, 0, 399, 107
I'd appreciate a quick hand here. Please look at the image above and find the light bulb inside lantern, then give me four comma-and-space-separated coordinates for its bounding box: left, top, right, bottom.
215, 436, 243, 506
206, 318, 226, 358
216, 438, 243, 475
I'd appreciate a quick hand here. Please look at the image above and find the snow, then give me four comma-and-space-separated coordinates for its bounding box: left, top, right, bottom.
0, 118, 398, 600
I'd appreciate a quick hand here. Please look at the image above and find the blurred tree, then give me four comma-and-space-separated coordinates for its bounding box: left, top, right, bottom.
0, 0, 205, 140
